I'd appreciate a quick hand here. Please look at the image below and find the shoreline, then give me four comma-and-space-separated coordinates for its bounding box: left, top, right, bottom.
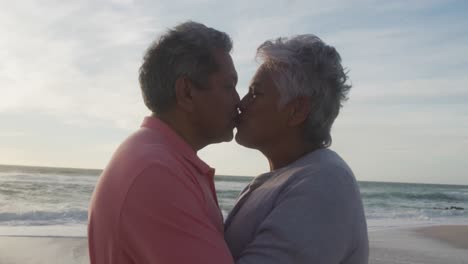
1, 224, 468, 264
415, 225, 468, 250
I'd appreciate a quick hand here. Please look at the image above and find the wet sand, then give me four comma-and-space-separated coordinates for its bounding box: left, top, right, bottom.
369, 225, 468, 264
1, 225, 468, 264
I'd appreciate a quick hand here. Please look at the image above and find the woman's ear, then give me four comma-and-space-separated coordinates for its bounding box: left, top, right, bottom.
288, 96, 311, 126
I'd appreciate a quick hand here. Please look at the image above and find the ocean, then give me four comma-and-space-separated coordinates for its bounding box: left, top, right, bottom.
1, 164, 467, 237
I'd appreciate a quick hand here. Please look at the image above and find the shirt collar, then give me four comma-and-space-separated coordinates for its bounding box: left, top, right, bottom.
141, 116, 215, 177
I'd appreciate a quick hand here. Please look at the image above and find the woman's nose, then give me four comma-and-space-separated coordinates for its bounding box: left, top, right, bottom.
238, 95, 250, 113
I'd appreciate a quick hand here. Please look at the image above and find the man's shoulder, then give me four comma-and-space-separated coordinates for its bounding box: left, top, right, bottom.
101, 128, 186, 182
120, 127, 183, 162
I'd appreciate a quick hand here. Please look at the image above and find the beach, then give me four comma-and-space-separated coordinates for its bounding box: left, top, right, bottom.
0, 236, 88, 264
369, 225, 468, 264
0, 225, 467, 264
1, 168, 467, 263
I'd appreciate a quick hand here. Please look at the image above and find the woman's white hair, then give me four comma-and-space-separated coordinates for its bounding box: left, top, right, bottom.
256, 34, 351, 147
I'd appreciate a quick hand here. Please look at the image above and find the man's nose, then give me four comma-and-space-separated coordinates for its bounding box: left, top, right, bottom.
233, 90, 241, 104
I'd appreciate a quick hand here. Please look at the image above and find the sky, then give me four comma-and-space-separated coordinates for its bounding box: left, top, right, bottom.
1, 0, 467, 185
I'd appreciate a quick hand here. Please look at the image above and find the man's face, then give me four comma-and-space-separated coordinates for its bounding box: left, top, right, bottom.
235, 65, 290, 150
192, 50, 240, 145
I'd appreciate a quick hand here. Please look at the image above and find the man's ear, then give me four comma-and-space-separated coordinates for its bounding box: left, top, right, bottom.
287, 96, 311, 126
175, 76, 195, 112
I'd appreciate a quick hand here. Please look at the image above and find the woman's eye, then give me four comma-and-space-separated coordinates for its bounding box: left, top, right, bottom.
249, 89, 257, 99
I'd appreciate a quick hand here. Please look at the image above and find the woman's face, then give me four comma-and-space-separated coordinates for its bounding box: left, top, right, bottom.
235, 65, 290, 150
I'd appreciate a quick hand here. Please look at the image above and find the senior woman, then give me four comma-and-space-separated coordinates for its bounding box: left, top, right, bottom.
225, 35, 369, 264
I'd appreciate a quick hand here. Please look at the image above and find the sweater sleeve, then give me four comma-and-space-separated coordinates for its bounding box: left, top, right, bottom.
236, 167, 359, 264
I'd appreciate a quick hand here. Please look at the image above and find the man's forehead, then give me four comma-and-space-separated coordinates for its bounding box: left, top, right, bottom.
214, 50, 237, 81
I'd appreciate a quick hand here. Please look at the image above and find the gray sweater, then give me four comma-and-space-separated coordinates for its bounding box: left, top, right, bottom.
224, 149, 369, 264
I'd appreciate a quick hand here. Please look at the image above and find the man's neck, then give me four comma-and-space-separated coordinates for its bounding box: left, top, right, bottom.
153, 112, 206, 152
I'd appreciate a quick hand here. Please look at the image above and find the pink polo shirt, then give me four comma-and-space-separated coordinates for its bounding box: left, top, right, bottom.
88, 116, 234, 264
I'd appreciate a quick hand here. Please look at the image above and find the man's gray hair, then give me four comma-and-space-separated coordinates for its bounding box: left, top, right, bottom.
139, 21, 233, 113
257, 34, 351, 148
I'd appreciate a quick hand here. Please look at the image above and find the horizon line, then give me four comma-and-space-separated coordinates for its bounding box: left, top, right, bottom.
1, 163, 467, 187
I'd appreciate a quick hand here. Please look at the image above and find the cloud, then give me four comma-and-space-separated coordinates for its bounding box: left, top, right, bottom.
0, 0, 355, 127
350, 77, 468, 105
0, 0, 165, 128
1, 0, 467, 184
0, 132, 27, 137
2, 0, 466, 114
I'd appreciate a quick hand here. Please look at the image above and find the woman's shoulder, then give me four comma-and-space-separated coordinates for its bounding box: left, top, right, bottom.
281, 149, 357, 188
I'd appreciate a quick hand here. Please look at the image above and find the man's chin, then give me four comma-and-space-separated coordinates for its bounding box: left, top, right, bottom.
215, 130, 234, 143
